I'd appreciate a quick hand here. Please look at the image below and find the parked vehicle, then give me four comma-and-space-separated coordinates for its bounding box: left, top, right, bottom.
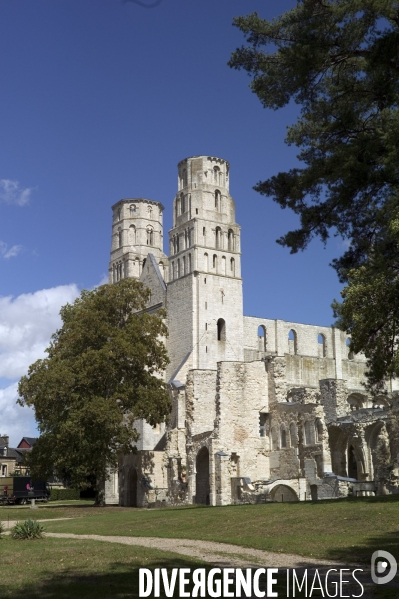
0, 476, 50, 504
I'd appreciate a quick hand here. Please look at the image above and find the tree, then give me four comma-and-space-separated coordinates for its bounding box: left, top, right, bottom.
18, 279, 170, 491
229, 1, 399, 388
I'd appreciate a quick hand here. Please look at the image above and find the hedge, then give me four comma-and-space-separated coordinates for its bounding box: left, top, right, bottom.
49, 488, 80, 501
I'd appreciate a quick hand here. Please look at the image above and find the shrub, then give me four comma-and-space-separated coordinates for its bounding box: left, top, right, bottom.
11, 519, 44, 540
49, 487, 80, 501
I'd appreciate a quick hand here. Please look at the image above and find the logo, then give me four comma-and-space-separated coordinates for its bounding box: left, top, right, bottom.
371, 550, 397, 585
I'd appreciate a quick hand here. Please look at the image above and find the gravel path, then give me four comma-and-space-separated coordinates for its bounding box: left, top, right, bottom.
44, 532, 344, 569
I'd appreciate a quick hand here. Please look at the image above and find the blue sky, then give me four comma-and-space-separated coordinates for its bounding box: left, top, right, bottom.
1, 0, 346, 445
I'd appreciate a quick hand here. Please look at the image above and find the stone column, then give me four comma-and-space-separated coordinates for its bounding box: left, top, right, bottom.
214, 451, 230, 506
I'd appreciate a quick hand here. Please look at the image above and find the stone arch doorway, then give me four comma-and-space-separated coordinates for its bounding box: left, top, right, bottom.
270, 484, 298, 502
348, 445, 358, 479
126, 467, 138, 507
196, 447, 210, 505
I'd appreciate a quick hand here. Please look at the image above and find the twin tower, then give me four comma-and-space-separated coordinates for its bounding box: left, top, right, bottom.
108, 156, 244, 379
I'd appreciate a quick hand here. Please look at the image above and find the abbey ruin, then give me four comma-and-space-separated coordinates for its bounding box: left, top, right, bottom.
105, 155, 399, 506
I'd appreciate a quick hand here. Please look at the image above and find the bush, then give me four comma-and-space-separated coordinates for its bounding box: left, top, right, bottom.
11, 519, 44, 540
49, 487, 80, 501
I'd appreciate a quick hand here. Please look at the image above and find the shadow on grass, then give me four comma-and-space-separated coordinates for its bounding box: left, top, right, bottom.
324, 528, 399, 564
0, 557, 207, 599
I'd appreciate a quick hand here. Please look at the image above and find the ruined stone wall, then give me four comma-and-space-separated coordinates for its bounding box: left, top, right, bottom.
186, 369, 218, 438
286, 355, 336, 387
166, 275, 194, 381
215, 361, 269, 483
319, 379, 349, 422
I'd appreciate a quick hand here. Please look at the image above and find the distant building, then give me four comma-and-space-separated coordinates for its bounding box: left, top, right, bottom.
17, 437, 37, 450
0, 435, 30, 476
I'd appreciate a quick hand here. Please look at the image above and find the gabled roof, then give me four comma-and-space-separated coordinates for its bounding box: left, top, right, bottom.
17, 437, 38, 448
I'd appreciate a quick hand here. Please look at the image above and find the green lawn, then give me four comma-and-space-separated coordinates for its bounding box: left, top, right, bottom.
24, 495, 399, 564
0, 535, 209, 599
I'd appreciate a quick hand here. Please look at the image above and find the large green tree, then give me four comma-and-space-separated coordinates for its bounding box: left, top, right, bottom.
229, 0, 399, 389
18, 279, 170, 490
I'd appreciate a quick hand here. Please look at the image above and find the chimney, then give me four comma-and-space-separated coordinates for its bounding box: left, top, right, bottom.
2, 435, 9, 447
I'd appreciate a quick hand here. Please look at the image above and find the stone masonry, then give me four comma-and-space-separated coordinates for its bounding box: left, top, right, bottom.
106, 156, 399, 506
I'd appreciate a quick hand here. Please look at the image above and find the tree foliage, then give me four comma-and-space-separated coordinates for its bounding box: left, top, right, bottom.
18, 279, 170, 489
229, 1, 399, 388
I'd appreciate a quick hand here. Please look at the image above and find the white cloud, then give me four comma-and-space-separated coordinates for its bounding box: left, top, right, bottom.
97, 273, 109, 286
0, 284, 80, 380
0, 382, 37, 447
0, 241, 23, 259
0, 179, 33, 206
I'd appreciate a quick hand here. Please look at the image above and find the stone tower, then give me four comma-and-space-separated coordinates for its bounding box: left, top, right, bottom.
108, 198, 168, 283
166, 155, 244, 380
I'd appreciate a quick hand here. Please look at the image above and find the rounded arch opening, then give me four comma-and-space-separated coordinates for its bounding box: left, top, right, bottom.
195, 447, 210, 505
258, 325, 266, 351
270, 484, 298, 503
217, 318, 226, 341
318, 333, 326, 357
288, 329, 297, 354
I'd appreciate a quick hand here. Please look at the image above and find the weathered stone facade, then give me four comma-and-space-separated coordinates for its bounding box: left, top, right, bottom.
106, 155, 399, 507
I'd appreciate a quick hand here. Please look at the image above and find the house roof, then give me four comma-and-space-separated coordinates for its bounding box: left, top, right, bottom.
0, 448, 25, 463
17, 437, 38, 448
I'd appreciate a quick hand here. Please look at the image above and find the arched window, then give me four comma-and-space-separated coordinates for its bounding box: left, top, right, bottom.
228, 229, 234, 251
135, 257, 140, 275
176, 197, 181, 218
289, 422, 298, 447
258, 325, 266, 351
129, 204, 136, 214
148, 205, 152, 217
204, 253, 208, 272
146, 227, 153, 246
280, 426, 287, 448
271, 427, 278, 450
346, 337, 354, 360
171, 261, 175, 280
222, 256, 226, 275
347, 393, 365, 411
318, 333, 326, 358
181, 193, 185, 214
215, 227, 222, 249
304, 421, 312, 445
217, 318, 226, 341
177, 259, 180, 278
215, 189, 221, 211
129, 224, 136, 245
213, 166, 220, 184
182, 256, 186, 276
315, 419, 323, 443
118, 228, 123, 248
188, 253, 192, 273
213, 254, 217, 269
230, 257, 235, 276
288, 329, 297, 354
183, 168, 187, 188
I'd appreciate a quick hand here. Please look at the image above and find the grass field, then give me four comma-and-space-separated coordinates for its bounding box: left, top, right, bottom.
3, 495, 396, 564
0, 535, 209, 599
1, 497, 399, 598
